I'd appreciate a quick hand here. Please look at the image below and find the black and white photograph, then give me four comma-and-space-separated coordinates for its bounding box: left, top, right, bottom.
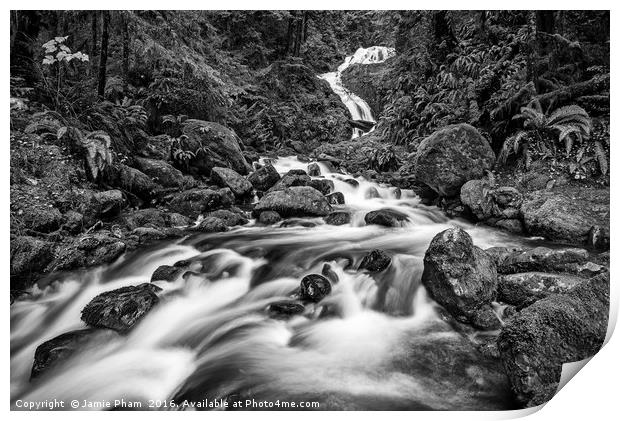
8, 5, 613, 413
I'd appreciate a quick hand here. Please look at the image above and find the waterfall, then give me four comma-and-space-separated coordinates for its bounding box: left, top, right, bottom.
319, 46, 395, 139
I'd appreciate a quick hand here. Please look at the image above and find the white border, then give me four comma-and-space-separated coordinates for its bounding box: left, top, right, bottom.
3, 2, 618, 419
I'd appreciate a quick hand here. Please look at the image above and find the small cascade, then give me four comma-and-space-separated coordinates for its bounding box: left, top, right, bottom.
319, 46, 395, 138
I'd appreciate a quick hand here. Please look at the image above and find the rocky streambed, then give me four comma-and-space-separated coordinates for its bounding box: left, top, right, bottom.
10, 154, 609, 410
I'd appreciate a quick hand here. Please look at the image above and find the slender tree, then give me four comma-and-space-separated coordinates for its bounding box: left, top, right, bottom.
97, 11, 110, 99
122, 12, 130, 93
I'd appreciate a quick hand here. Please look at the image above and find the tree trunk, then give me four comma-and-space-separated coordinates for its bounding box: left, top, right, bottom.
536, 11, 555, 34
284, 13, 294, 56
97, 11, 110, 100
122, 12, 130, 93
294, 15, 303, 56
91, 11, 98, 57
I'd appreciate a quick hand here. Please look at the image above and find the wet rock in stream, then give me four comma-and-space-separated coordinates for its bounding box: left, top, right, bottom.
359, 249, 391, 272
81, 283, 162, 332
300, 274, 332, 303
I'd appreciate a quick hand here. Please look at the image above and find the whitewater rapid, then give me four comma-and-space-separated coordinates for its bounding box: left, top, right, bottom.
11, 155, 542, 410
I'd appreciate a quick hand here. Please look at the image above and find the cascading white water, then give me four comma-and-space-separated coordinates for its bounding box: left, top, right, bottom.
319, 46, 395, 138
11, 155, 542, 411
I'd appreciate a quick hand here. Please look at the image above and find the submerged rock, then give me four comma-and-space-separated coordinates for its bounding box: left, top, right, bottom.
498, 273, 609, 407
210, 167, 253, 197
248, 164, 281, 192
359, 249, 391, 272
321, 263, 339, 284
413, 124, 495, 197
421, 227, 498, 328
267, 301, 305, 319
300, 274, 332, 303
81, 283, 162, 332
30, 328, 118, 379
253, 186, 332, 218
365, 186, 380, 199
364, 208, 409, 227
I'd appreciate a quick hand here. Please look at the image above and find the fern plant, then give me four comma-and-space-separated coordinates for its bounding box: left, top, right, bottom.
499, 100, 592, 165
81, 131, 113, 182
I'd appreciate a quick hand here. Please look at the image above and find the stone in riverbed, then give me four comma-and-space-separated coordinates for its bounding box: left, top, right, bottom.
210, 167, 253, 197
151, 265, 185, 282
421, 227, 498, 327
326, 192, 345, 205
248, 164, 281, 192
267, 301, 305, 319
167, 188, 234, 218
497, 272, 609, 407
205, 209, 248, 226
307, 179, 334, 195
268, 171, 311, 192
194, 217, 228, 233
414, 124, 495, 197
300, 274, 332, 303
253, 186, 332, 218
359, 249, 391, 272
498, 272, 585, 309
258, 210, 282, 225
307, 163, 321, 176
324, 211, 351, 226
364, 208, 409, 227
81, 283, 162, 332
30, 328, 118, 379
365, 186, 380, 199
47, 232, 126, 272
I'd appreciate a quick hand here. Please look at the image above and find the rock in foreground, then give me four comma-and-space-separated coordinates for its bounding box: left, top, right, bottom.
422, 227, 498, 328
497, 273, 609, 407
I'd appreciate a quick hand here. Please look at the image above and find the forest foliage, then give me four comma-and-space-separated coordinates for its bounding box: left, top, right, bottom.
10, 10, 610, 183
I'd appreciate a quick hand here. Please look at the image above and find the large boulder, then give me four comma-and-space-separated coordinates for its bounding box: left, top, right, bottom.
181, 120, 252, 175
422, 227, 498, 328
167, 188, 234, 218
81, 283, 162, 332
521, 187, 609, 248
248, 164, 281, 192
133, 157, 187, 189
413, 124, 495, 197
253, 186, 332, 218
497, 273, 609, 407
210, 167, 253, 197
30, 328, 118, 379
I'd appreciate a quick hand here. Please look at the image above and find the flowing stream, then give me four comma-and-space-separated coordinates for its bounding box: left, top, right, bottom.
10, 47, 546, 411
